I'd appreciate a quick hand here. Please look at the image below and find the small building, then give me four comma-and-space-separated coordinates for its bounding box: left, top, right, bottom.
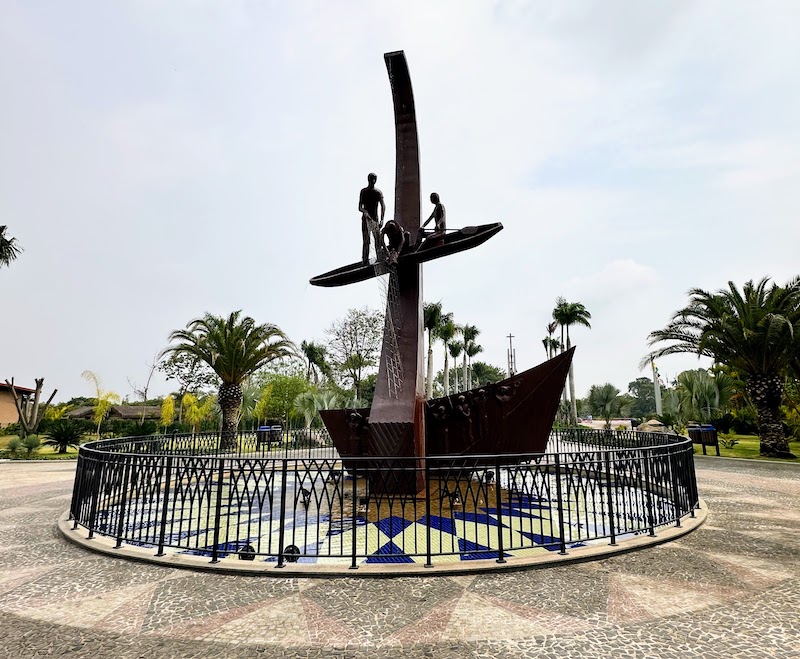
67, 405, 162, 421
0, 382, 36, 428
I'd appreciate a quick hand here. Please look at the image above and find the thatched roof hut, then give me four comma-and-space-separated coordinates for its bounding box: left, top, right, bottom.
67, 405, 162, 420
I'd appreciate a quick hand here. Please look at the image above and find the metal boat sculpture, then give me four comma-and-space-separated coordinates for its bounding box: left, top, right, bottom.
310, 51, 568, 493
310, 223, 504, 288
320, 348, 574, 470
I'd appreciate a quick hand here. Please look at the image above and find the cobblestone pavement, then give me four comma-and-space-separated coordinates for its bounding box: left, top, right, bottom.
1, 458, 798, 658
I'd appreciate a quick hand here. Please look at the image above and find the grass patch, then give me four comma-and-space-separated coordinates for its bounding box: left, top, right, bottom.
0, 434, 84, 459
693, 434, 800, 461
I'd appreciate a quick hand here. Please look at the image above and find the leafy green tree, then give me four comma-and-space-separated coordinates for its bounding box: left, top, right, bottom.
254, 373, 312, 425
43, 421, 84, 454
0, 226, 22, 269
553, 297, 592, 425
165, 311, 296, 450
588, 383, 621, 429
325, 307, 383, 399
158, 353, 218, 423
470, 362, 506, 386
647, 278, 800, 457
627, 377, 656, 418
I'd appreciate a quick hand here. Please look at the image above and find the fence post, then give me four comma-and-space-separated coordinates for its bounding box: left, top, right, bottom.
114, 455, 132, 549
209, 457, 226, 563
604, 452, 616, 546
424, 458, 433, 568
642, 450, 656, 536
155, 456, 174, 557
554, 453, 567, 555
494, 457, 506, 563
86, 458, 102, 539
669, 448, 682, 528
276, 458, 289, 568
350, 462, 359, 570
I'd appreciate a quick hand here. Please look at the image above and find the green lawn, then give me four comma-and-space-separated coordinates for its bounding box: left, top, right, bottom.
0, 434, 84, 459
693, 434, 800, 462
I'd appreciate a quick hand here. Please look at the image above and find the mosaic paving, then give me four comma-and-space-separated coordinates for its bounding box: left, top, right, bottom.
1, 458, 799, 658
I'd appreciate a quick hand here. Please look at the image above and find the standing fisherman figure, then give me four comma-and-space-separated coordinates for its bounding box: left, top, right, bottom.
358, 173, 385, 263
418, 192, 446, 248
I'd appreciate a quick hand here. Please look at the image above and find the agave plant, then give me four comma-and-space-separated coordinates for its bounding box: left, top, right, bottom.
43, 421, 85, 454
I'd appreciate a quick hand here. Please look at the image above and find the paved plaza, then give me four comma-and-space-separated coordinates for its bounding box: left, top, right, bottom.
1, 457, 798, 658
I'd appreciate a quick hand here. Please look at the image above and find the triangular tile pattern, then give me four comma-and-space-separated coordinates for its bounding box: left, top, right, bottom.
205, 594, 310, 645
20, 582, 159, 629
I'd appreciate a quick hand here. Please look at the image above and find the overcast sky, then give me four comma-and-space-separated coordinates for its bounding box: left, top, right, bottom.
2, 1, 799, 403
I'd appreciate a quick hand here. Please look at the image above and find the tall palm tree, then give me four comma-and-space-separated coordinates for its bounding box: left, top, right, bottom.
460, 324, 480, 393
448, 340, 463, 392
465, 342, 483, 389
164, 311, 296, 450
423, 302, 443, 399
544, 322, 558, 359
438, 315, 456, 395
300, 340, 329, 385
553, 298, 592, 425
646, 278, 800, 457
542, 336, 561, 360
0, 226, 22, 269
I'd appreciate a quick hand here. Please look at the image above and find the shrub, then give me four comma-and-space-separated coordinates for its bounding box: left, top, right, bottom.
719, 432, 739, 449
21, 435, 41, 455
43, 421, 85, 454
6, 437, 22, 455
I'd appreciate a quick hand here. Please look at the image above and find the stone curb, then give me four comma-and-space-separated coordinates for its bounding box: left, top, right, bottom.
58, 501, 707, 578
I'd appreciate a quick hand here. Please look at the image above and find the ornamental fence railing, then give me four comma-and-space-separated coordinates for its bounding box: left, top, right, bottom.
69, 428, 699, 568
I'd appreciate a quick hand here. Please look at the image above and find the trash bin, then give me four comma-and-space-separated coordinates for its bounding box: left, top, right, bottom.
256, 425, 271, 449
269, 425, 282, 446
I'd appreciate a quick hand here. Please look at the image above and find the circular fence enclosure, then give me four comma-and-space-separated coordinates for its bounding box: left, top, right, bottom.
67, 428, 700, 573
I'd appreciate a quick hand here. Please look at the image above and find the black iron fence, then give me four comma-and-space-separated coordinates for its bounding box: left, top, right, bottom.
69, 428, 699, 568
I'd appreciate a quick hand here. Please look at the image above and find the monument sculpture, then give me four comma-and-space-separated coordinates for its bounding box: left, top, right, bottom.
311, 51, 573, 493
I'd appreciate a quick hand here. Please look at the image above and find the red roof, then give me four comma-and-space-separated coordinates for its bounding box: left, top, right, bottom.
0, 382, 37, 394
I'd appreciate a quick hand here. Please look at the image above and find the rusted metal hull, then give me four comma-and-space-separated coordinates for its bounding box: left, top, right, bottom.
320, 348, 574, 473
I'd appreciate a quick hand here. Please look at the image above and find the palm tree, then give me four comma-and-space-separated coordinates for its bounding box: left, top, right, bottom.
164, 311, 296, 450
646, 278, 800, 457
460, 324, 480, 392
43, 421, 84, 454
553, 298, 592, 425
542, 337, 561, 360
81, 370, 121, 438
675, 369, 736, 424
0, 226, 23, 269
300, 340, 329, 385
448, 341, 463, 392
465, 342, 483, 390
423, 302, 443, 399
438, 316, 456, 395
588, 383, 621, 429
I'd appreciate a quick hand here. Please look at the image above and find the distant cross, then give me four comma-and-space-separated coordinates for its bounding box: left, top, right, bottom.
507, 333, 516, 377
